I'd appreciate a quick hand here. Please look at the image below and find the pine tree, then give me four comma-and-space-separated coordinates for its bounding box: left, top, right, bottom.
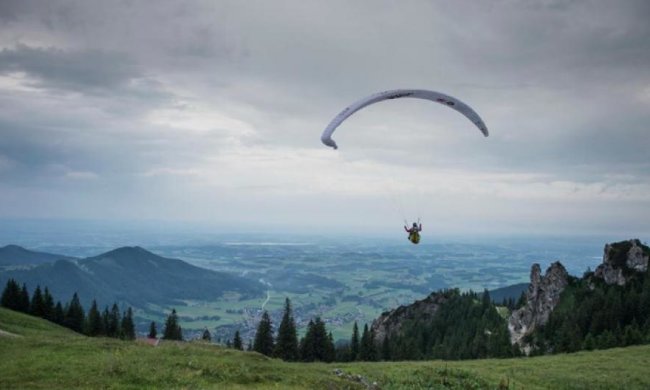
202, 328, 212, 342
300, 319, 315, 361
482, 289, 491, 309
359, 324, 377, 361
381, 334, 391, 360
121, 307, 135, 340
358, 324, 370, 360
107, 303, 121, 338
64, 293, 85, 333
1, 279, 21, 311
86, 299, 103, 336
623, 322, 642, 346
148, 321, 157, 339
274, 298, 299, 361
53, 301, 65, 325
350, 321, 360, 361
311, 319, 332, 362
247, 340, 253, 351
253, 311, 274, 356
369, 328, 378, 361
163, 308, 182, 340
233, 330, 243, 350
43, 287, 54, 321
19, 283, 30, 313
326, 332, 336, 362
300, 317, 333, 362
30, 285, 46, 318
583, 333, 595, 350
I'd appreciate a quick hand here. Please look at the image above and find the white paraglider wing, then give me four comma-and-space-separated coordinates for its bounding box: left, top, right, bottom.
321, 89, 489, 149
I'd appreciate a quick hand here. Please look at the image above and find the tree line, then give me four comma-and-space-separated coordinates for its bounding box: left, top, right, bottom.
240, 296, 434, 363
227, 291, 514, 363
531, 269, 650, 354
1, 278, 136, 339
334, 289, 516, 362
226, 297, 337, 362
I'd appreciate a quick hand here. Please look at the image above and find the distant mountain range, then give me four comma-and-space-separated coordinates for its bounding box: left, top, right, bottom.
0, 245, 265, 310
0, 244, 76, 267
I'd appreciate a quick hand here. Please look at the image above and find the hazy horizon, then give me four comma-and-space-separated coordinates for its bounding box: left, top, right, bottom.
0, 217, 639, 250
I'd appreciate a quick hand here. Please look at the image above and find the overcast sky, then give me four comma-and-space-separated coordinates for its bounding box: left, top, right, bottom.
0, 0, 648, 238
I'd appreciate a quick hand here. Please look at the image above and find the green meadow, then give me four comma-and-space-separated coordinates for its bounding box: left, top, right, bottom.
2, 307, 649, 389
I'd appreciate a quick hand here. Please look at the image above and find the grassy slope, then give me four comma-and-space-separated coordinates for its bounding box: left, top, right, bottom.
2, 308, 649, 390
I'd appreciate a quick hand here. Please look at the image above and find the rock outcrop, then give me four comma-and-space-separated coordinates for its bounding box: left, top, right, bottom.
371, 291, 451, 343
508, 261, 569, 352
594, 239, 649, 286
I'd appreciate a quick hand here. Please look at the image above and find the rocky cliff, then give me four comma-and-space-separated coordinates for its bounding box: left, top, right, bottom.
508, 261, 569, 351
593, 239, 649, 285
370, 290, 451, 343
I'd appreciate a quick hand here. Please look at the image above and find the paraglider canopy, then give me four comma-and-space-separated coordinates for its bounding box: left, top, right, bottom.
321, 89, 488, 150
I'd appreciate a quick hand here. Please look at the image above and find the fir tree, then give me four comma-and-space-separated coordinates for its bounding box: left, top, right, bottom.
274, 298, 299, 361
233, 330, 243, 350
64, 293, 85, 333
148, 321, 157, 339
247, 340, 253, 351
300, 319, 315, 361
30, 285, 46, 318
326, 332, 336, 362
42, 287, 54, 321
358, 324, 376, 361
300, 317, 333, 362
86, 299, 103, 336
482, 289, 491, 309
202, 328, 212, 342
102, 307, 111, 335
350, 321, 360, 361
1, 279, 21, 311
253, 311, 274, 356
583, 333, 595, 350
381, 334, 391, 360
53, 301, 65, 325
19, 283, 30, 313
107, 303, 121, 338
121, 307, 135, 340
163, 308, 182, 340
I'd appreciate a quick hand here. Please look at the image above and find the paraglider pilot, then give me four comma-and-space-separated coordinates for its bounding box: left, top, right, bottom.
404, 221, 422, 244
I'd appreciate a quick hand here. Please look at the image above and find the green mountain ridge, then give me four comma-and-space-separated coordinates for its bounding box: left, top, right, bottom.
0, 244, 76, 267
0, 246, 265, 312
2, 307, 650, 389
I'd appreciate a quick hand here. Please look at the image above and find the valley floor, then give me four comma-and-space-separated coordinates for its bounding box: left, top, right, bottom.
1, 307, 649, 389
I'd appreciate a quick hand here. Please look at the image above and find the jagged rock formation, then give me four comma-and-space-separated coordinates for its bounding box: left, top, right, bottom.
594, 239, 649, 286
370, 291, 451, 343
508, 261, 569, 351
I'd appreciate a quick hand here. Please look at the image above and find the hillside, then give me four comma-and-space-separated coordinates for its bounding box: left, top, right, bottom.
0, 246, 265, 309
489, 282, 528, 303
2, 307, 650, 389
0, 245, 76, 267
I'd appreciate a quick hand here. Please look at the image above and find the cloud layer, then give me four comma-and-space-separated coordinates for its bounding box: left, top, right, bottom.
0, 0, 648, 236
